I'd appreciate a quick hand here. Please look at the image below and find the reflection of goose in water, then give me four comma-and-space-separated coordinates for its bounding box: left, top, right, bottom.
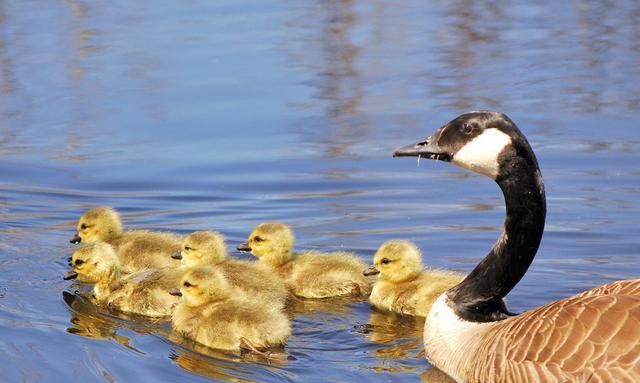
70, 206, 181, 273
238, 222, 373, 298
394, 111, 640, 382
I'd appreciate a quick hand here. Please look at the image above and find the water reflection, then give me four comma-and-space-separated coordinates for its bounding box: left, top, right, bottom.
286, 0, 640, 157
0, 0, 15, 96
361, 310, 455, 381
169, 333, 294, 381
63, 291, 138, 351
359, 310, 424, 370
288, 0, 370, 159
64, 289, 293, 381
170, 347, 258, 383
2, 0, 640, 382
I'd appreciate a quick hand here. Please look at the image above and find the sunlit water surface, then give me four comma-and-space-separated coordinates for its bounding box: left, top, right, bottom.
1, 1, 639, 382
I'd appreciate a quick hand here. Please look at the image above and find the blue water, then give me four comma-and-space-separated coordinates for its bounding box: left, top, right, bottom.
1, 1, 639, 382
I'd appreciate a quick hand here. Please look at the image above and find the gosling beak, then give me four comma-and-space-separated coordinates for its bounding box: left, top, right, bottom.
70, 233, 81, 244
169, 287, 182, 297
64, 270, 79, 280
237, 242, 252, 252
363, 265, 380, 276
393, 136, 452, 162
171, 251, 183, 260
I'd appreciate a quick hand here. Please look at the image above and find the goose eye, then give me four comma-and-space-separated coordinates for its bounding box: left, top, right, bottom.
462, 123, 474, 134
183, 281, 193, 287
253, 236, 264, 243
75, 259, 85, 266
381, 258, 391, 265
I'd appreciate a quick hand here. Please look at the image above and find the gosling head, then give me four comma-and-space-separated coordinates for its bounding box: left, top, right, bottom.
393, 111, 540, 182
170, 266, 231, 307
237, 222, 294, 266
64, 242, 120, 283
173, 231, 228, 268
364, 240, 423, 283
71, 207, 123, 244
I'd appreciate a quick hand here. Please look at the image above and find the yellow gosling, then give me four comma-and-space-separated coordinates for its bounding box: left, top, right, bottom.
65, 242, 182, 317
364, 240, 464, 317
71, 206, 181, 273
170, 266, 291, 352
238, 222, 373, 299
174, 231, 289, 308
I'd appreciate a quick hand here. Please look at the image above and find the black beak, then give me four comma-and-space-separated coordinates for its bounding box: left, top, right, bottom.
393, 137, 452, 162
237, 242, 252, 252
64, 270, 79, 280
169, 287, 182, 297
70, 233, 81, 244
363, 265, 380, 276
171, 251, 183, 260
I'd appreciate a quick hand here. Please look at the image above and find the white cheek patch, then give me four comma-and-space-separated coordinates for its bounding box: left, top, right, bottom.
452, 128, 511, 179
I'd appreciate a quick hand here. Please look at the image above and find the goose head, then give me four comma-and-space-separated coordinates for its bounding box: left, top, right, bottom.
364, 240, 423, 283
394, 111, 540, 182
237, 222, 294, 267
394, 111, 545, 322
64, 242, 119, 283
171, 266, 231, 307
173, 231, 228, 268
71, 207, 123, 244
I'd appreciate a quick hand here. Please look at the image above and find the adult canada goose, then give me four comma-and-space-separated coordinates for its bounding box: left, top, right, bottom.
70, 207, 181, 273
170, 266, 291, 353
394, 111, 640, 382
65, 242, 182, 317
237, 222, 373, 298
364, 240, 464, 317
174, 231, 290, 308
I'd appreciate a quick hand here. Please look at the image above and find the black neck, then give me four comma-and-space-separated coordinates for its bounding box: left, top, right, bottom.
447, 146, 546, 322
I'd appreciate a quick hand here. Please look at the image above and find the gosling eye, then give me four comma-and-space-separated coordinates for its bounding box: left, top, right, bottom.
253, 236, 264, 243
184, 246, 193, 251
183, 281, 193, 288
380, 258, 391, 265
74, 259, 85, 266
80, 224, 88, 230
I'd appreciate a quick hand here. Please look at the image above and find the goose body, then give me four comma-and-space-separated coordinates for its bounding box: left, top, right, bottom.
364, 240, 464, 317
65, 242, 182, 317
394, 111, 640, 382
238, 222, 373, 298
170, 266, 291, 351
175, 231, 290, 309
71, 207, 181, 273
